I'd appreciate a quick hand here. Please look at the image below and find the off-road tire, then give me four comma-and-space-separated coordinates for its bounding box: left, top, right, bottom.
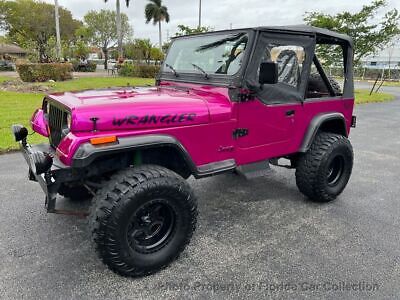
308, 73, 341, 95
295, 132, 353, 202
89, 165, 197, 277
59, 185, 92, 201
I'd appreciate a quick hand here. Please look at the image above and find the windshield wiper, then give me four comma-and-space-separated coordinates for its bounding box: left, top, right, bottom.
165, 63, 179, 77
191, 63, 209, 79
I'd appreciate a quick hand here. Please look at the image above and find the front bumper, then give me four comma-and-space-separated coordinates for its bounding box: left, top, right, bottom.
19, 142, 71, 212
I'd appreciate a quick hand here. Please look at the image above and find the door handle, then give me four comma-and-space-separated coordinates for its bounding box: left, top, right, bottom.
286, 110, 295, 116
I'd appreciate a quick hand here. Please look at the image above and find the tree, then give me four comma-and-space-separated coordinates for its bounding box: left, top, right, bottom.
0, 0, 81, 62
124, 38, 152, 63
174, 24, 212, 37
150, 47, 164, 63
124, 39, 163, 64
145, 0, 170, 50
84, 9, 132, 69
73, 40, 90, 59
304, 0, 400, 65
104, 0, 131, 59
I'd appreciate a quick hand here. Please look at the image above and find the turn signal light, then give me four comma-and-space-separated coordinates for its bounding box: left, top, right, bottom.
90, 136, 117, 145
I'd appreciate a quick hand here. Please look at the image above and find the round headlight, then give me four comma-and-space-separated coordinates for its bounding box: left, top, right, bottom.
11, 124, 28, 142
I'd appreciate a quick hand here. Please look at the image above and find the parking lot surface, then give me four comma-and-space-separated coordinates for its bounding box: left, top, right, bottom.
0, 85, 399, 299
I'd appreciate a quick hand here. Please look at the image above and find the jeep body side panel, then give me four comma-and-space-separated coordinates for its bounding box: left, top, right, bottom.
233, 97, 354, 165
55, 84, 237, 169
72, 135, 195, 168
72, 134, 237, 177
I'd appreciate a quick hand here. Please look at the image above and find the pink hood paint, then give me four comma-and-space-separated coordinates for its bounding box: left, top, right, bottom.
48, 86, 233, 132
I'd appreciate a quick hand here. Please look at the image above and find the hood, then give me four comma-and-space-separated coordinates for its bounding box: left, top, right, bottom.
48, 86, 211, 132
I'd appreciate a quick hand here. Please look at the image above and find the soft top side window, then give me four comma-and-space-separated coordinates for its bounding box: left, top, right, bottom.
260, 44, 306, 88
244, 32, 314, 104
306, 44, 345, 99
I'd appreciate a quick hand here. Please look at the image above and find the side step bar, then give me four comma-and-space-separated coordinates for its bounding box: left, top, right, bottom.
235, 160, 274, 180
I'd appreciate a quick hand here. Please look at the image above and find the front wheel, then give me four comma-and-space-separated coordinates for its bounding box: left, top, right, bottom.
295, 132, 353, 202
59, 184, 92, 201
89, 165, 197, 277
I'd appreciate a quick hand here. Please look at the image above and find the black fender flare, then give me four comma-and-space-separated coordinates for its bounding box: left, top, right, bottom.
72, 134, 197, 172
299, 113, 347, 153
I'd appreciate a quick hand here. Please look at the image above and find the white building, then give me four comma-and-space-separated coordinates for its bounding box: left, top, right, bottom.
362, 46, 400, 69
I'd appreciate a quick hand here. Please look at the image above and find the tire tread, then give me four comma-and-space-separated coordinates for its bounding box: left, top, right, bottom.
88, 165, 197, 277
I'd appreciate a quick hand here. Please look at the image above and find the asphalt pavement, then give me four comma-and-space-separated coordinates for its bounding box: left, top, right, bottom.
0, 84, 399, 299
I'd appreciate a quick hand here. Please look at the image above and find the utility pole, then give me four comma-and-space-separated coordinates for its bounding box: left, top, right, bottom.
116, 0, 123, 59
54, 0, 62, 60
198, 0, 202, 28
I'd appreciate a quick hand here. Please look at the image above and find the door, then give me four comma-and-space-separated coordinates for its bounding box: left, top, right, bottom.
236, 99, 302, 163
235, 32, 315, 164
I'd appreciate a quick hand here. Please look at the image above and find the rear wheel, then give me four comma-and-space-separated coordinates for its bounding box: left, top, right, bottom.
295, 132, 353, 202
89, 165, 197, 277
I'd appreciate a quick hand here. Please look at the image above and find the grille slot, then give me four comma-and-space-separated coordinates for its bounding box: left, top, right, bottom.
48, 103, 67, 148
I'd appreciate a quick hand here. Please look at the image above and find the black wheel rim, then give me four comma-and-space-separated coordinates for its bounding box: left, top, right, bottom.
327, 155, 345, 187
127, 200, 175, 253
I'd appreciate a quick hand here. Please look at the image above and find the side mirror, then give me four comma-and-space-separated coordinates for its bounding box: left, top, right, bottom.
259, 62, 278, 85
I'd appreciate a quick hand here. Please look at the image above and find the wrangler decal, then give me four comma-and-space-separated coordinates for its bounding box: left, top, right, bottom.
113, 113, 197, 126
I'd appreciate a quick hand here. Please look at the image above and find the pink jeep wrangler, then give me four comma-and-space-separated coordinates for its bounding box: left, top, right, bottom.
12, 25, 356, 277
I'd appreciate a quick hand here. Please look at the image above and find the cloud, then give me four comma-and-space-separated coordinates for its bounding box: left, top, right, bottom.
43, 0, 399, 46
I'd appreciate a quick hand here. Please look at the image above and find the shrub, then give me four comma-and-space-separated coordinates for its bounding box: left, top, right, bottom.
119, 63, 160, 78
16, 63, 73, 82
71, 60, 97, 72
118, 63, 135, 77
136, 64, 160, 78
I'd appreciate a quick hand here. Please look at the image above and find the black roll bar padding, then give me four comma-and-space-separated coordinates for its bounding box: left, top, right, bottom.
313, 55, 336, 96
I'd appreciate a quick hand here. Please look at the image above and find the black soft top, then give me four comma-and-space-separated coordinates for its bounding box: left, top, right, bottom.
174, 25, 353, 47
256, 25, 353, 46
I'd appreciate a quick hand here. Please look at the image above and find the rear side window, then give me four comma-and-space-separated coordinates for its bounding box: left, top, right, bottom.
306, 44, 345, 99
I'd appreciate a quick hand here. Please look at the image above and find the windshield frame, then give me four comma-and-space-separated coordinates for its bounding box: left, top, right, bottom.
158, 29, 255, 86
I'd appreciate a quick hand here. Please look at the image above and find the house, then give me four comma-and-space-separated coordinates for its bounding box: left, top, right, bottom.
0, 43, 28, 59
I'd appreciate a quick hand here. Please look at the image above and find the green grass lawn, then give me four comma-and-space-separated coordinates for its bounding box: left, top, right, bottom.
0, 91, 45, 152
0, 76, 153, 152
0, 76, 10, 84
42, 76, 154, 92
355, 89, 395, 104
382, 81, 400, 87
0, 76, 396, 152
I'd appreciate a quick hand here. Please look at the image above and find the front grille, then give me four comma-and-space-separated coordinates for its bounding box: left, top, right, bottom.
48, 103, 68, 148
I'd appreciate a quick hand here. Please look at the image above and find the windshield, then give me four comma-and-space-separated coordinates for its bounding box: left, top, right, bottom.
163, 32, 249, 76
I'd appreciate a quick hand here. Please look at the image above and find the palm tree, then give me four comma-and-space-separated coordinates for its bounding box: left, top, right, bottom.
145, 0, 170, 50
105, 0, 131, 58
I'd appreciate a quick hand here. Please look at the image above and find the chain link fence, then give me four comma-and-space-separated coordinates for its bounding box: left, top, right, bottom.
327, 67, 400, 81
